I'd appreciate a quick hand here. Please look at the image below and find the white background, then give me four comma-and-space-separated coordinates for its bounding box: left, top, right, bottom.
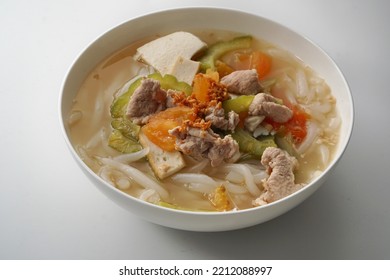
1, 0, 389, 259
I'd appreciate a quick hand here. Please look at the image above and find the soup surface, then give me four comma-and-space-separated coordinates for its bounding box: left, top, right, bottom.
68, 30, 340, 211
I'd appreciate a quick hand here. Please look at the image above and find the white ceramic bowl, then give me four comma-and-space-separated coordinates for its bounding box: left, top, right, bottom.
59, 7, 353, 231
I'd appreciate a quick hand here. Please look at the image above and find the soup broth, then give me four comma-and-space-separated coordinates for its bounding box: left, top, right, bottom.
68, 30, 340, 211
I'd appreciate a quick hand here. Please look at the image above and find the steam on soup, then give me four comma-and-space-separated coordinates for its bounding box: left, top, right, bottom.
67, 30, 340, 211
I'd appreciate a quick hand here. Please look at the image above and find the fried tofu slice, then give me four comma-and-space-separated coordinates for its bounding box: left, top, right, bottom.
138, 132, 185, 180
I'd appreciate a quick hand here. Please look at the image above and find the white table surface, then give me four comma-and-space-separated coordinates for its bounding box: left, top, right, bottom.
1, 0, 389, 259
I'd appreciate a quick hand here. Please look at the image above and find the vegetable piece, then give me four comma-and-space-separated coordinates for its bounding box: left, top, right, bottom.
224, 51, 272, 79
222, 95, 255, 114
251, 51, 272, 78
192, 73, 211, 102
266, 106, 309, 144
215, 60, 234, 77
192, 73, 228, 103
141, 119, 180, 152
231, 128, 277, 158
111, 118, 140, 140
287, 107, 309, 143
148, 72, 192, 95
108, 129, 143, 153
141, 106, 193, 151
198, 36, 253, 72
205, 69, 220, 82
208, 185, 233, 211
275, 135, 299, 158
138, 132, 186, 180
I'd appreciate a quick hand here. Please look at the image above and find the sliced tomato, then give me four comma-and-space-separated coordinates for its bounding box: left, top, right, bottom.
142, 106, 193, 151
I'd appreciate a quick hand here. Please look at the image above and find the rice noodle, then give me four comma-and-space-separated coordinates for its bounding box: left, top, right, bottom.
172, 173, 216, 186
253, 172, 268, 184
116, 178, 131, 190
296, 121, 320, 154
68, 110, 83, 126
96, 157, 169, 199
267, 48, 300, 65
76, 145, 99, 170
296, 69, 309, 99
171, 173, 218, 194
186, 183, 217, 194
318, 144, 330, 167
114, 78, 134, 99
86, 128, 107, 149
273, 80, 297, 105
220, 164, 261, 196
112, 147, 149, 163
226, 170, 244, 184
327, 116, 341, 132
98, 166, 132, 190
139, 189, 160, 203
218, 181, 248, 194
307, 101, 332, 115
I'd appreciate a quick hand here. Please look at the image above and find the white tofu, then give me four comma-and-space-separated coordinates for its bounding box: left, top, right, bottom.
135, 31, 207, 76
168, 56, 200, 84
138, 132, 185, 180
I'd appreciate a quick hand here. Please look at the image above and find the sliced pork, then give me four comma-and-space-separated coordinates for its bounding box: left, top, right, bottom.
220, 69, 262, 95
204, 106, 239, 131
248, 93, 293, 123
254, 147, 303, 205
126, 78, 167, 125
169, 126, 239, 167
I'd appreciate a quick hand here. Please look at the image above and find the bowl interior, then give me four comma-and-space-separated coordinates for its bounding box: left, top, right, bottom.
60, 7, 353, 231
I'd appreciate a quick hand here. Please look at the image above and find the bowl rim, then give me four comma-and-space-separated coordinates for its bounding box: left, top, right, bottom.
59, 6, 354, 218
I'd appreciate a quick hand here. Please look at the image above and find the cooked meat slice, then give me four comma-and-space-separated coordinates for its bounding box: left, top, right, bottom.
204, 106, 239, 131
208, 135, 238, 166
220, 69, 262, 95
169, 126, 239, 167
227, 111, 240, 131
126, 78, 167, 124
254, 147, 303, 205
248, 93, 293, 123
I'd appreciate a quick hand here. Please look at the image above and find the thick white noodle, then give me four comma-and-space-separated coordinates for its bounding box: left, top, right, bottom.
139, 189, 160, 203
112, 147, 150, 163
98, 165, 131, 190
296, 69, 309, 99
318, 144, 330, 167
172, 173, 216, 185
220, 164, 261, 197
186, 183, 217, 194
327, 116, 341, 132
68, 110, 83, 126
86, 128, 107, 149
171, 173, 218, 194
218, 181, 248, 194
96, 157, 169, 200
296, 121, 320, 154
226, 170, 244, 184
253, 172, 268, 184
76, 146, 100, 170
